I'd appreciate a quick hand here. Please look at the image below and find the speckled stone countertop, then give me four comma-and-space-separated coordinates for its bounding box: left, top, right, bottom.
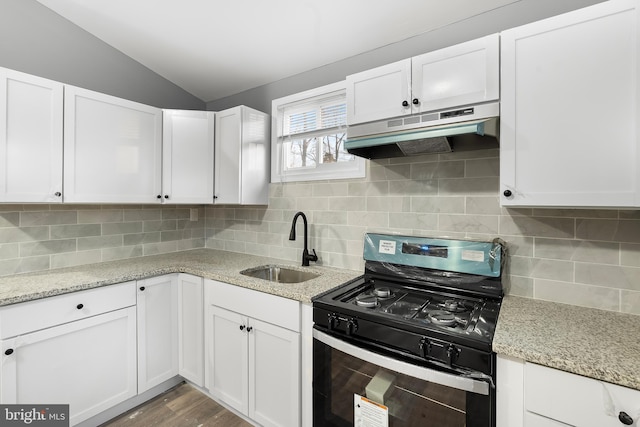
494, 295, 640, 391
0, 249, 361, 306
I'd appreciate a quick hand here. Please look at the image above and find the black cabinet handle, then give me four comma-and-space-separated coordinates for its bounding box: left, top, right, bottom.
246, 326, 253, 333
157, 195, 161, 199
54, 192, 62, 197
412, 98, 419, 105
164, 195, 169, 199
619, 412, 634, 425
239, 325, 245, 331
503, 189, 512, 197
402, 100, 409, 107
139, 286, 145, 291
4, 349, 13, 356
76, 303, 84, 310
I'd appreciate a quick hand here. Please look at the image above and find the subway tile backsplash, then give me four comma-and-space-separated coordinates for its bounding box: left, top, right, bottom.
204, 148, 640, 316
1, 148, 640, 316
0, 205, 205, 277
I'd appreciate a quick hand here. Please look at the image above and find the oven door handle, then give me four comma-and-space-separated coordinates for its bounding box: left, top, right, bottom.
313, 329, 490, 396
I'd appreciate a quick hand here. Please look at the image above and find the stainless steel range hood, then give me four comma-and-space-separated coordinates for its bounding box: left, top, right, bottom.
345, 102, 499, 159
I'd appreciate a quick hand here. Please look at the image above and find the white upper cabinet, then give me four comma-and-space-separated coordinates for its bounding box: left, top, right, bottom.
346, 34, 499, 125
411, 34, 499, 114
346, 59, 412, 125
64, 85, 163, 203
214, 106, 269, 205
0, 67, 63, 203
500, 0, 640, 207
162, 109, 215, 204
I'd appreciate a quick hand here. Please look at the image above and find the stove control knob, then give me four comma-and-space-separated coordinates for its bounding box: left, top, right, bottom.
419, 338, 431, 358
346, 318, 358, 336
328, 313, 339, 330
446, 344, 461, 365
618, 411, 634, 425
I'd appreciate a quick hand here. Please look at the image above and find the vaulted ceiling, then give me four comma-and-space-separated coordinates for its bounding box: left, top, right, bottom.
36, 0, 517, 102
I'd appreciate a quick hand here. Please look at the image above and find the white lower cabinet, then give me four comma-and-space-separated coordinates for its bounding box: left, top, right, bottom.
0, 282, 137, 426
177, 273, 204, 387
205, 279, 301, 427
497, 355, 640, 427
136, 275, 179, 393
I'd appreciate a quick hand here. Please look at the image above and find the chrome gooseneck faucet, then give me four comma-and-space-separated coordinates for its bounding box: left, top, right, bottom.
289, 211, 318, 266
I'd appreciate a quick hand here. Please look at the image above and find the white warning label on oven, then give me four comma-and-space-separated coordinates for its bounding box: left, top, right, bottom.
461, 249, 484, 262
378, 240, 396, 255
354, 394, 389, 427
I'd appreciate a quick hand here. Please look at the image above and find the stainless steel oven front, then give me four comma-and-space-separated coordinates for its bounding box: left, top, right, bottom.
313, 327, 495, 427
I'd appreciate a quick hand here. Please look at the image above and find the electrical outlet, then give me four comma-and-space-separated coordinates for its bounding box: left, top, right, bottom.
190, 208, 198, 222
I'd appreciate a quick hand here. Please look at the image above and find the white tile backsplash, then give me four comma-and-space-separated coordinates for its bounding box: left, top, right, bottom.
204, 150, 640, 315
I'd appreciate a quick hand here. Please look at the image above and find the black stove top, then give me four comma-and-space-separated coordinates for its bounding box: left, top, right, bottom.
315, 275, 501, 350
347, 279, 499, 341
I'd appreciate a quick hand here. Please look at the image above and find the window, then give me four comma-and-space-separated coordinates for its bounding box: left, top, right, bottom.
272, 82, 365, 182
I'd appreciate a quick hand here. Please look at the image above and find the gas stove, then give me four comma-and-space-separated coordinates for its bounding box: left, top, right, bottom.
313, 233, 504, 374
312, 233, 505, 427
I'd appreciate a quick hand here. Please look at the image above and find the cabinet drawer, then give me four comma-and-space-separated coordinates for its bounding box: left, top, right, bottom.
0, 281, 136, 339
525, 362, 640, 427
205, 279, 300, 332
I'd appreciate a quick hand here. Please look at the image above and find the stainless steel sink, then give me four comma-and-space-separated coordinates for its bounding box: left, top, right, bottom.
240, 265, 319, 283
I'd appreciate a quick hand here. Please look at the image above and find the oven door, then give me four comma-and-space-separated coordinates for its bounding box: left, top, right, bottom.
313, 329, 494, 427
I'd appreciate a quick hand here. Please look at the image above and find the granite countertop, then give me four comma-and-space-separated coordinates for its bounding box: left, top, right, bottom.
494, 295, 640, 391
0, 248, 361, 306
5, 253, 638, 392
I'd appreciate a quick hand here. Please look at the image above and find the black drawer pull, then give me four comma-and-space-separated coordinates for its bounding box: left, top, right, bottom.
4, 349, 13, 356
139, 286, 145, 291
619, 412, 633, 425
76, 303, 84, 310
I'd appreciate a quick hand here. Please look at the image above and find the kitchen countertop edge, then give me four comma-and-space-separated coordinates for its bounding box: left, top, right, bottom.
493, 295, 640, 391
0, 248, 361, 306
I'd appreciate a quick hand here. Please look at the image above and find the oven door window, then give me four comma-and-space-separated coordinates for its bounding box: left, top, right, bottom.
313, 332, 493, 427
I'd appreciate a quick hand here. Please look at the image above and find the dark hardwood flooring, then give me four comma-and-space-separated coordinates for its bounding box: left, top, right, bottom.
100, 383, 253, 427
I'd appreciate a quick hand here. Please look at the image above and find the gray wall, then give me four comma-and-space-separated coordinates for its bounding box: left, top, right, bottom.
206, 0, 603, 113
0, 0, 205, 109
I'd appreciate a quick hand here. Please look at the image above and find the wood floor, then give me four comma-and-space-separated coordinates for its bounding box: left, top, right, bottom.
100, 383, 253, 427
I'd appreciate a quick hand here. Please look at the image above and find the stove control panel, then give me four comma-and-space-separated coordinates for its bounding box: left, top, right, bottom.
364, 233, 502, 277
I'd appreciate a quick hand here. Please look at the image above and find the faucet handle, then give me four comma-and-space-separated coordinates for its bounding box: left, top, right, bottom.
308, 249, 318, 263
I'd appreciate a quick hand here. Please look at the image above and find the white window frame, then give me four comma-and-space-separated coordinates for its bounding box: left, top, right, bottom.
271, 81, 366, 183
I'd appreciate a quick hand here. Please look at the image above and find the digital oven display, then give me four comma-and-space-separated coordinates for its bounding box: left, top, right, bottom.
401, 243, 448, 258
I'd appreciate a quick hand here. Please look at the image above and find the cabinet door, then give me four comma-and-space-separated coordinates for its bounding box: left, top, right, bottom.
177, 273, 204, 387
500, 0, 639, 207
249, 318, 300, 427
64, 86, 162, 203
525, 362, 640, 427
412, 34, 499, 114
0, 307, 137, 426
206, 305, 249, 415
214, 107, 242, 204
346, 59, 412, 125
162, 110, 215, 204
0, 68, 63, 203
137, 275, 179, 393
214, 106, 269, 205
